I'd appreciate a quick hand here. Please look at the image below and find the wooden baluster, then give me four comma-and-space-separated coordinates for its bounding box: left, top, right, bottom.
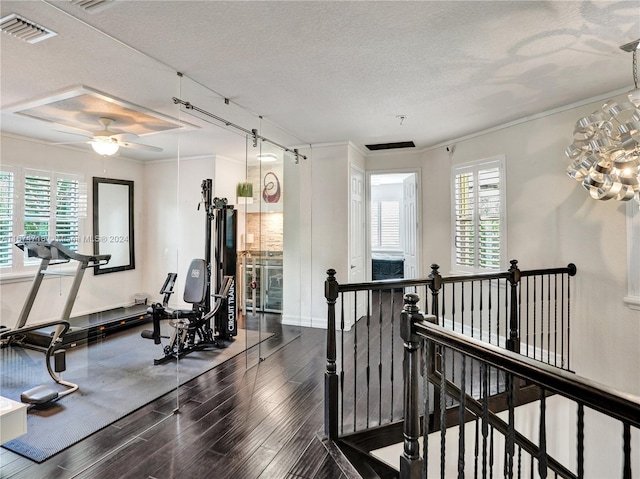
324, 269, 339, 440
391, 289, 396, 421
546, 274, 551, 364
458, 353, 467, 479
482, 363, 489, 479
507, 259, 521, 353
623, 422, 631, 479
553, 273, 558, 367
378, 290, 383, 425
353, 290, 358, 431
340, 292, 345, 435
440, 344, 447, 479
525, 277, 530, 358
366, 290, 371, 428
400, 293, 425, 479
474, 417, 480, 479
577, 403, 584, 479
429, 264, 442, 319
430, 264, 443, 431
533, 276, 537, 361
561, 272, 565, 369
506, 373, 515, 479
567, 264, 576, 371
423, 337, 430, 479
538, 388, 548, 479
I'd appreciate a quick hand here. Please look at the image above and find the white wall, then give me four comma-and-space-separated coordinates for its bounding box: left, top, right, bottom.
0, 135, 146, 324
140, 158, 179, 301
303, 143, 350, 327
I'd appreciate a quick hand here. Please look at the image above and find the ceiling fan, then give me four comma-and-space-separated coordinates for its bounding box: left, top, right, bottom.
55, 117, 163, 156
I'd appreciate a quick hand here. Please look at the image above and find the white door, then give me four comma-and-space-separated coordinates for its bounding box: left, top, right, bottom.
350, 166, 366, 320
403, 174, 418, 279
350, 166, 365, 284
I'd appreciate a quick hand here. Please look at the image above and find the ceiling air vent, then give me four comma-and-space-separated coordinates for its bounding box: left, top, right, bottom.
0, 14, 57, 44
70, 0, 115, 14
365, 141, 416, 151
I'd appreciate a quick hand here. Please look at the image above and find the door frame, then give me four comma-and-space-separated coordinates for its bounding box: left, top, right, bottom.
366, 167, 422, 281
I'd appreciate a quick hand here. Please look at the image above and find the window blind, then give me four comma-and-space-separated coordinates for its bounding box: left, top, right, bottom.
0, 171, 14, 267
371, 200, 400, 249
24, 173, 51, 239
56, 177, 79, 251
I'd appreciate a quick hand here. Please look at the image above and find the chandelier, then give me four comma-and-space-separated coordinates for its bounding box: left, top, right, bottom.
565, 39, 640, 205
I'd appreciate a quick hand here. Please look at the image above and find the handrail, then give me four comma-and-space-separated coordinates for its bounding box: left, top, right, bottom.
399, 292, 639, 478
412, 317, 640, 429
336, 262, 576, 293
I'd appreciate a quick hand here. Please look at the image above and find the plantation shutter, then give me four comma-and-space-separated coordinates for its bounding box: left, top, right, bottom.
454, 171, 475, 267
0, 171, 14, 267
453, 159, 504, 271
56, 177, 79, 251
371, 200, 400, 249
24, 173, 51, 239
371, 202, 380, 249
478, 167, 501, 269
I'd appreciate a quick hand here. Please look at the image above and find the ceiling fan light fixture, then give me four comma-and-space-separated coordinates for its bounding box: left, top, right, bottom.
90, 137, 119, 156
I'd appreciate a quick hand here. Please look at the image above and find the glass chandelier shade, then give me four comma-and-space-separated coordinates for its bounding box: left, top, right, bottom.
90, 136, 119, 156
565, 46, 640, 205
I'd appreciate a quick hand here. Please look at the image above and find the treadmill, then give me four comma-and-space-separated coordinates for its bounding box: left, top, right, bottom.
9, 237, 152, 350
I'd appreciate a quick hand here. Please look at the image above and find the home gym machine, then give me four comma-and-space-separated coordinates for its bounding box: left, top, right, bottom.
0, 237, 111, 405
141, 179, 238, 364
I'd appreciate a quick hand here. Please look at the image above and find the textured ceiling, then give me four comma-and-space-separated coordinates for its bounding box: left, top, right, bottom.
1, 0, 639, 161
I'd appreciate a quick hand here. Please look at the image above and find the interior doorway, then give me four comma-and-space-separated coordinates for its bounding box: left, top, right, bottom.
368, 171, 420, 281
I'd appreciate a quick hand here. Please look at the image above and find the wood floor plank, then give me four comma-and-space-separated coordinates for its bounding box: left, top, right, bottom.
0, 328, 343, 479
287, 438, 327, 478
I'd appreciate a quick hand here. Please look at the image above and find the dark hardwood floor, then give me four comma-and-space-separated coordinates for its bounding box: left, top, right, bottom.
0, 326, 349, 479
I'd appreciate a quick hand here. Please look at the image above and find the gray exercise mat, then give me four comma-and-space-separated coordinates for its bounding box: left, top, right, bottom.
0, 326, 267, 463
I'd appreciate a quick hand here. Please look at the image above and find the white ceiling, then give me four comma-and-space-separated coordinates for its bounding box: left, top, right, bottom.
1, 0, 639, 162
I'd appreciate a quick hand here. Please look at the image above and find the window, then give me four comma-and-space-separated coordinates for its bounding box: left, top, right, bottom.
452, 157, 506, 272
371, 200, 400, 250
0, 167, 82, 274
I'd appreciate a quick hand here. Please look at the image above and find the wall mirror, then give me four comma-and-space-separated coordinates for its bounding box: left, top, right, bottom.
93, 177, 135, 274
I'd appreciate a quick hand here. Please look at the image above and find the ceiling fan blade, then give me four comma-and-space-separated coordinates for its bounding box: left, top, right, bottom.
111, 132, 138, 141
52, 140, 91, 145
118, 140, 163, 152
52, 130, 92, 138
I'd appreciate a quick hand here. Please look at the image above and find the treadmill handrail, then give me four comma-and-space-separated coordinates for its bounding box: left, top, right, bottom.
50, 240, 111, 267
0, 319, 71, 341
15, 237, 111, 267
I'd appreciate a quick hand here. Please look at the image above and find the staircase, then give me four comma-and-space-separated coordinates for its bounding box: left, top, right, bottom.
321, 263, 640, 478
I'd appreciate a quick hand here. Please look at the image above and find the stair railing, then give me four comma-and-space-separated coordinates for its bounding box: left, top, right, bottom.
324, 260, 576, 441
401, 292, 640, 479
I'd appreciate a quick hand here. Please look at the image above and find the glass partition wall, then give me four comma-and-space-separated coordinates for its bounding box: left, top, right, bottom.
0, 2, 307, 477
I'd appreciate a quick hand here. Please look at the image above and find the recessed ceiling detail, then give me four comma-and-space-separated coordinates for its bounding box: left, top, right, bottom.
0, 14, 57, 44
70, 0, 116, 14
365, 141, 416, 151
3, 86, 192, 137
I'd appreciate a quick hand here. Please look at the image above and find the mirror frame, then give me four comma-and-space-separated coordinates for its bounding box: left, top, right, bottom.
92, 177, 135, 275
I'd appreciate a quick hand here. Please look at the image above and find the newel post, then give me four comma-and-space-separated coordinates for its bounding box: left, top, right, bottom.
400, 293, 424, 479
324, 269, 339, 440
507, 259, 521, 353
428, 264, 442, 320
